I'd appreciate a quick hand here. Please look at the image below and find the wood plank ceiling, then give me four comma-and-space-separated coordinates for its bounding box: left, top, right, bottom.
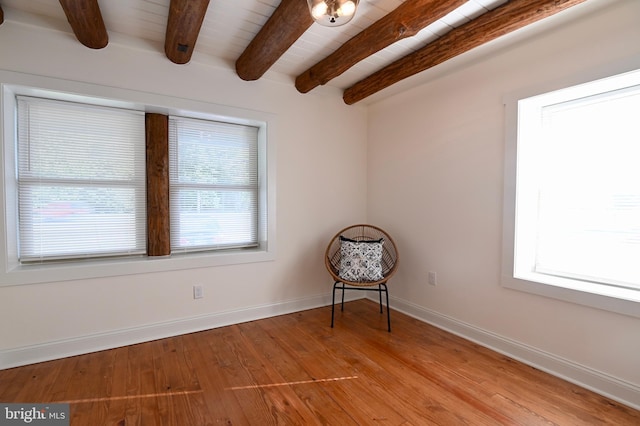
0, 0, 589, 104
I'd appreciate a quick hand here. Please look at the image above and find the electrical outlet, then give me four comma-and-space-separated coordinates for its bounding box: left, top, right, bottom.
428, 271, 437, 286
193, 285, 204, 299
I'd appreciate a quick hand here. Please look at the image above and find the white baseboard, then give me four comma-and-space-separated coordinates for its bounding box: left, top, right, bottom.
0, 292, 363, 370
386, 295, 640, 411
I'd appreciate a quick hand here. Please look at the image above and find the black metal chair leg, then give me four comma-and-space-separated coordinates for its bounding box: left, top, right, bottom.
331, 281, 338, 328
382, 283, 391, 332
330, 281, 391, 332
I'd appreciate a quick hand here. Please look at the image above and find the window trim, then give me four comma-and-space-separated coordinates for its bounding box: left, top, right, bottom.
0, 71, 276, 287
501, 68, 640, 318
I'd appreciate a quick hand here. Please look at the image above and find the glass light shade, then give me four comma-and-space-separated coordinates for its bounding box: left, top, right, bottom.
307, 0, 359, 27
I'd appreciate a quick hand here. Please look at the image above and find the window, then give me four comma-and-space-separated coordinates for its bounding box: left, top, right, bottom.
169, 116, 259, 253
16, 96, 147, 262
502, 68, 640, 317
1, 72, 275, 287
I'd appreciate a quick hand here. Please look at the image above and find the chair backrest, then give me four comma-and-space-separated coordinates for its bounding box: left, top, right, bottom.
325, 224, 399, 286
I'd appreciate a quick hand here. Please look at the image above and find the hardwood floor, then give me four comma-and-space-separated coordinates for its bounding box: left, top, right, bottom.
1, 299, 638, 425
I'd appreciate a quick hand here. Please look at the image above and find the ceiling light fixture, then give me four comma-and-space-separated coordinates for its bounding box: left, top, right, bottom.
307, 0, 359, 27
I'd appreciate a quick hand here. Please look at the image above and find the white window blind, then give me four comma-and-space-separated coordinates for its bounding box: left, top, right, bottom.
169, 116, 259, 253
17, 96, 147, 262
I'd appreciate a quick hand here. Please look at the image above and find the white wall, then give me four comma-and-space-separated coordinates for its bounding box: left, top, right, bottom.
0, 12, 367, 363
368, 0, 640, 408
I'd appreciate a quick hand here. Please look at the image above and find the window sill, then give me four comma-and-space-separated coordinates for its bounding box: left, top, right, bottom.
0, 244, 275, 287
501, 272, 640, 319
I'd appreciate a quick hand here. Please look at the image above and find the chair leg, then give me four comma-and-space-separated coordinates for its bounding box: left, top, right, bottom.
382, 283, 391, 332
331, 281, 338, 328
330, 282, 391, 332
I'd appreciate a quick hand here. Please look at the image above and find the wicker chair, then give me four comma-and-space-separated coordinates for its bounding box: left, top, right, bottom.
325, 224, 399, 332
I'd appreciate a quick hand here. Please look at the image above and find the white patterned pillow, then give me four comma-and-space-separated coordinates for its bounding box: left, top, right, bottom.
339, 236, 384, 282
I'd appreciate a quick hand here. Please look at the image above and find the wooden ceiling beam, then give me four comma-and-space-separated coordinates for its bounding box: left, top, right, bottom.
236, 0, 313, 81
165, 0, 210, 64
58, 0, 108, 49
296, 0, 467, 94
343, 0, 587, 105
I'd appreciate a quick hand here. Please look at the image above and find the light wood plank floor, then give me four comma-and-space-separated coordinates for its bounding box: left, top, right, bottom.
1, 299, 638, 425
